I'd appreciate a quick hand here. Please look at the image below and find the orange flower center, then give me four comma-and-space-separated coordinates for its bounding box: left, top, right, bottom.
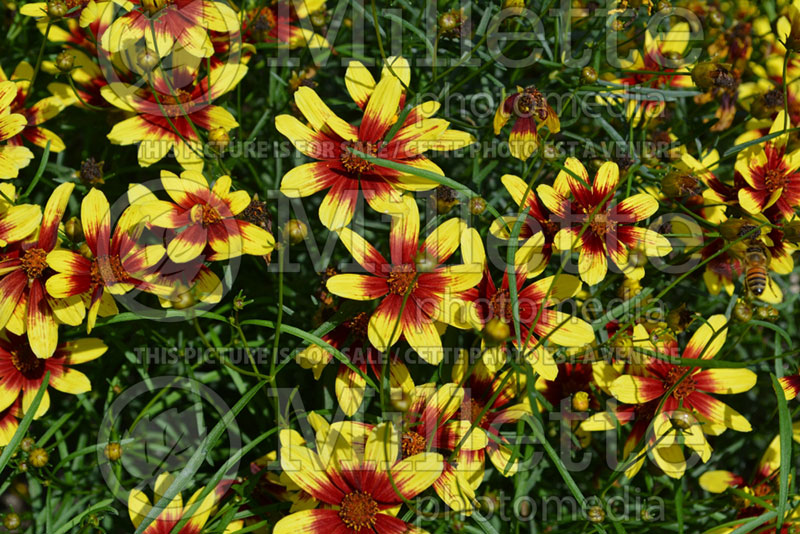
347, 312, 370, 341
21, 247, 49, 279
401, 431, 427, 458
465, 398, 489, 427
763, 168, 787, 192
91, 255, 128, 287
490, 288, 512, 322
252, 8, 276, 34
589, 212, 616, 237
338, 491, 379, 531
515, 87, 548, 119
340, 141, 378, 174
664, 367, 696, 400
200, 205, 223, 226
387, 264, 417, 295
10, 347, 45, 378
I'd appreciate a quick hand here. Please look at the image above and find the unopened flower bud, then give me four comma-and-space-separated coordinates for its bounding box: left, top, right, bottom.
207, 127, 230, 152
55, 51, 74, 73
65, 217, 83, 242
580, 66, 598, 84
28, 448, 48, 468
284, 219, 307, 244
469, 196, 487, 215
47, 0, 67, 18
484, 318, 510, 343
661, 171, 700, 199
104, 442, 122, 461
572, 391, 590, 412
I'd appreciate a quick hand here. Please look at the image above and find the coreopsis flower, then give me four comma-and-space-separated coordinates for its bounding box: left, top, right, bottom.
45, 188, 169, 332
538, 158, 672, 286
133, 170, 275, 262
0, 183, 42, 247
603, 22, 695, 126
582, 324, 707, 479
0, 183, 85, 359
128, 472, 242, 534
459, 265, 594, 377
275, 421, 444, 534
238, 0, 329, 49
0, 81, 34, 179
735, 111, 800, 219
0, 61, 70, 155
0, 399, 21, 447
399, 383, 487, 512
536, 362, 599, 411
493, 85, 559, 160
276, 60, 475, 230
295, 311, 414, 416
100, 0, 239, 58
489, 174, 559, 278
698, 433, 800, 532
102, 58, 247, 170
0, 334, 107, 418
325, 199, 483, 364
452, 351, 530, 484
609, 315, 757, 476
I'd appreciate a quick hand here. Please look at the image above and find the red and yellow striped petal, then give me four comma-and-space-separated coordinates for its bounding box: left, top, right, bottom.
368, 295, 403, 352
693, 368, 757, 395
683, 314, 728, 360
688, 391, 751, 431
699, 470, 743, 493
326, 274, 388, 301
336, 227, 388, 276
359, 76, 403, 143
610, 375, 664, 404
273, 508, 344, 534
779, 374, 800, 400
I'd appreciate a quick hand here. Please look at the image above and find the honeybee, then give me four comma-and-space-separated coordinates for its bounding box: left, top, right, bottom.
741, 238, 771, 298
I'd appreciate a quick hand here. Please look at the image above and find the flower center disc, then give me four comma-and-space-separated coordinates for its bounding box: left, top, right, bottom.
515, 87, 547, 119
339, 490, 379, 531
91, 255, 128, 287
665, 367, 696, 400
347, 312, 370, 341
466, 398, 489, 427
590, 212, 616, 237
490, 289, 512, 322
201, 205, 223, 226
21, 247, 49, 279
340, 141, 378, 174
763, 168, 787, 192
387, 264, 417, 295
401, 431, 427, 458
10, 347, 45, 378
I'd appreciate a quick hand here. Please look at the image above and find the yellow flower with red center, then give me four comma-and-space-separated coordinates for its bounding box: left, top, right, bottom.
458, 265, 594, 379
100, 0, 239, 58
0, 333, 107, 418
45, 188, 169, 332
0, 183, 86, 359
0, 183, 42, 247
399, 383, 488, 512
0, 62, 69, 168
275, 421, 443, 534
489, 173, 561, 277
295, 310, 414, 416
602, 22, 695, 126
325, 198, 483, 364
451, 351, 530, 485
128, 472, 243, 534
608, 316, 757, 478
493, 85, 560, 160
101, 58, 247, 170
133, 170, 275, 262
538, 158, 672, 286
735, 111, 800, 219
276, 56, 475, 230
0, 81, 34, 179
